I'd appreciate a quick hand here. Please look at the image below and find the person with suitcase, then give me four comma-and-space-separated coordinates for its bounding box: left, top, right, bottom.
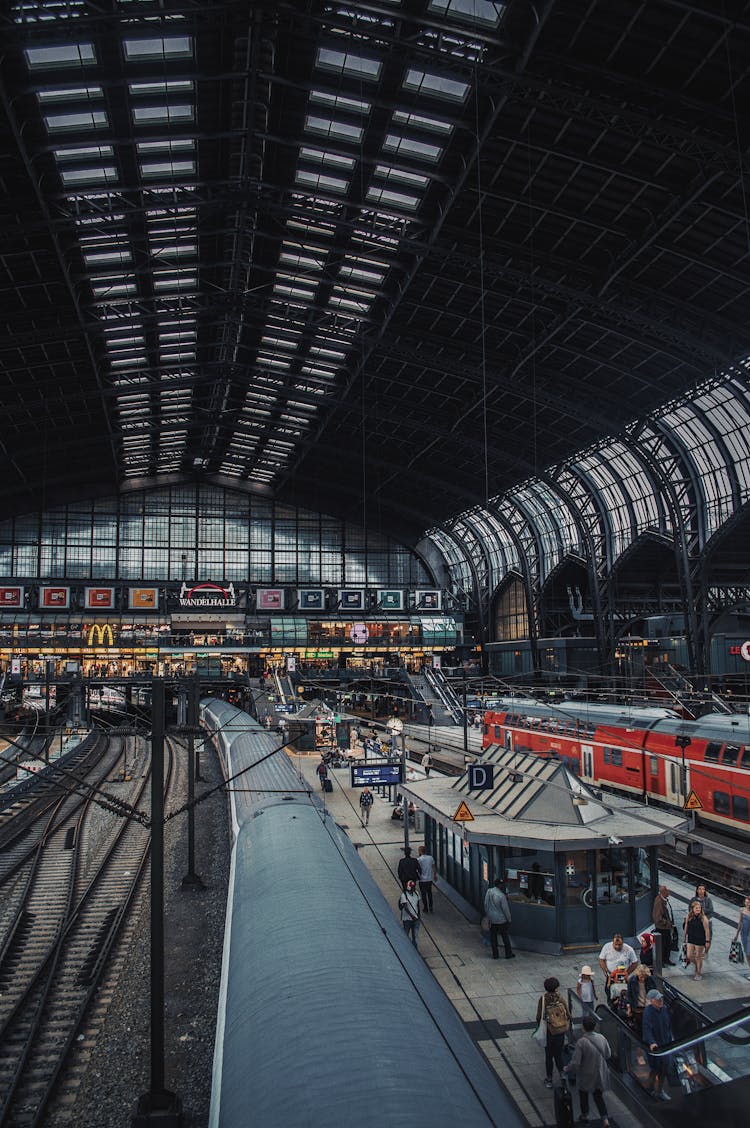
565, 1014, 612, 1126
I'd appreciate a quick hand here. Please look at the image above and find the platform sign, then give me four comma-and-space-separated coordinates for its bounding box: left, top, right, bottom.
468, 764, 494, 791
684, 790, 703, 811
452, 800, 474, 822
350, 761, 402, 788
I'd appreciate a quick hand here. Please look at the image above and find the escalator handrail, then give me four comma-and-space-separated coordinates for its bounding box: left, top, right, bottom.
591, 991, 750, 1059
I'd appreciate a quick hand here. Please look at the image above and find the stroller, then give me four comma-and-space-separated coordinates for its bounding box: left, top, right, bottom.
608, 964, 630, 1021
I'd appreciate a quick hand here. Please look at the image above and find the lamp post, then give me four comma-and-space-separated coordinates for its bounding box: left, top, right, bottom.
462, 665, 468, 757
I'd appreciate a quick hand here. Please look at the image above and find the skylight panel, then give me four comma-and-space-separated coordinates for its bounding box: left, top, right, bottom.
257, 356, 290, 370
403, 68, 469, 102
129, 80, 194, 95
316, 48, 381, 81
304, 115, 363, 144
60, 165, 117, 185
374, 164, 429, 188
137, 139, 195, 153
273, 285, 315, 302
279, 251, 326, 271
151, 242, 197, 258
25, 43, 96, 69
339, 263, 385, 284
383, 134, 442, 162
44, 109, 108, 131
299, 147, 356, 170
123, 36, 192, 61
309, 346, 346, 361
309, 90, 371, 115
54, 143, 114, 160
140, 159, 196, 178
366, 186, 420, 211
153, 272, 197, 291
132, 104, 194, 125
295, 169, 349, 194
429, 0, 504, 26
84, 249, 132, 267
38, 84, 102, 102
393, 109, 454, 134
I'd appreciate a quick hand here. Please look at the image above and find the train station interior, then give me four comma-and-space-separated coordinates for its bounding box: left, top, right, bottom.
2, 1, 750, 1126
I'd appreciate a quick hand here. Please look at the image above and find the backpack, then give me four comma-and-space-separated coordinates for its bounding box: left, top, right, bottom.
546, 996, 569, 1034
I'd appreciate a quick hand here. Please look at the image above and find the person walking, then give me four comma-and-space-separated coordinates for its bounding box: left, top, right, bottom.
694, 882, 714, 939
422, 750, 432, 777
399, 880, 421, 949
565, 1014, 611, 1127
397, 846, 420, 890
652, 884, 676, 966
315, 758, 329, 791
359, 786, 374, 826
417, 844, 437, 913
484, 878, 515, 959
642, 988, 673, 1100
535, 976, 571, 1089
683, 898, 710, 980
733, 894, 750, 979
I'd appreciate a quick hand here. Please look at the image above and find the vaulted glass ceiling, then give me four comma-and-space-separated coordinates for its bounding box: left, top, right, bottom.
2, 0, 750, 548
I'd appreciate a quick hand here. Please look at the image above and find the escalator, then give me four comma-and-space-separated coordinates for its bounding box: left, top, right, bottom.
570, 977, 750, 1125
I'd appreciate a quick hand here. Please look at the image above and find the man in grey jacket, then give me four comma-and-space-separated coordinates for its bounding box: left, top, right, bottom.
484, 878, 515, 959
565, 1014, 611, 1126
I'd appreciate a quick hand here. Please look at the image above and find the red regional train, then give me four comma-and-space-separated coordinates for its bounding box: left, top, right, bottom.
482, 699, 750, 836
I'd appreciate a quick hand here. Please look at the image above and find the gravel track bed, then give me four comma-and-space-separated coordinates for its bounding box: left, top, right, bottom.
45, 738, 229, 1128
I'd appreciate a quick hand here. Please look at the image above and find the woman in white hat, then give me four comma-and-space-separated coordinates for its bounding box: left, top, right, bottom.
576, 965, 598, 1014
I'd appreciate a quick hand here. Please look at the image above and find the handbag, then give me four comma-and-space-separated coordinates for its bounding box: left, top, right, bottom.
532, 1020, 547, 1047
729, 938, 744, 964
670, 926, 679, 950
679, 941, 689, 969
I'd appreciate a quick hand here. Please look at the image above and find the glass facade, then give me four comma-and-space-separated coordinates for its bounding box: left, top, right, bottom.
425, 371, 750, 596
0, 485, 432, 586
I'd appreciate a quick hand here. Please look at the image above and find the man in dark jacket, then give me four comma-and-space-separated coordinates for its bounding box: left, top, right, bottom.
642, 989, 673, 1100
397, 846, 420, 890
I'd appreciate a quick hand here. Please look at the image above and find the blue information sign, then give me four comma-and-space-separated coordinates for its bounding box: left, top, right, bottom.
468, 763, 494, 791
350, 761, 403, 788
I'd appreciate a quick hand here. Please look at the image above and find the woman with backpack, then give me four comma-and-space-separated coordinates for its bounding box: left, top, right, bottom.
535, 976, 571, 1089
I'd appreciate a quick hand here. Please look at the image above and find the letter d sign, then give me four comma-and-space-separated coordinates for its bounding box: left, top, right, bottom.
468, 764, 494, 791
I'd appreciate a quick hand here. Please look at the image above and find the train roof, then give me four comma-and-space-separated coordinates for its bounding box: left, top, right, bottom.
489, 698, 679, 727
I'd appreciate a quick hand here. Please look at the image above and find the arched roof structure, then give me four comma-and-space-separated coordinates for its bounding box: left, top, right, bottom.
2, 0, 750, 552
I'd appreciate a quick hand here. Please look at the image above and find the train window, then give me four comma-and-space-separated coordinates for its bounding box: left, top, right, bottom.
603, 748, 611, 764
713, 790, 730, 815
704, 743, 721, 763
611, 749, 623, 767
650, 756, 659, 777
494, 725, 502, 740
722, 744, 740, 767
733, 795, 749, 822
741, 747, 750, 769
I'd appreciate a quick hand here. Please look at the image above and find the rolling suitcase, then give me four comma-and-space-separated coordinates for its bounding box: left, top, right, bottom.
553, 1079, 574, 1128
323, 778, 333, 793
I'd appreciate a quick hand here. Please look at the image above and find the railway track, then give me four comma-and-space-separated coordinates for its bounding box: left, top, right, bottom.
0, 733, 175, 1126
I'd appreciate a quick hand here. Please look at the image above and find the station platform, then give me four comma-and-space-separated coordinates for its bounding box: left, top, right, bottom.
295, 742, 750, 1128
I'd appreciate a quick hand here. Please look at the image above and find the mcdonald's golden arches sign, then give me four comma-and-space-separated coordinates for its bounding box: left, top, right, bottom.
87, 623, 115, 647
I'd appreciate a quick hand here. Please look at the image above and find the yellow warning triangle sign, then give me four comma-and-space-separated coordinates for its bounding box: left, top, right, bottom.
684, 790, 703, 811
452, 800, 475, 822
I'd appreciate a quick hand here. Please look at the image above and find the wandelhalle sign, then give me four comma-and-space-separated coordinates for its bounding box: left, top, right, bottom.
177, 581, 237, 609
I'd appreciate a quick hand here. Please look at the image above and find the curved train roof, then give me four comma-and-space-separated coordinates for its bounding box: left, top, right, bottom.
203, 697, 521, 1126
488, 697, 750, 744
